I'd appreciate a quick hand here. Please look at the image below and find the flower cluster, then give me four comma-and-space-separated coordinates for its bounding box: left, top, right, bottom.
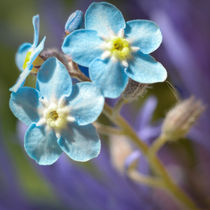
9, 2, 166, 165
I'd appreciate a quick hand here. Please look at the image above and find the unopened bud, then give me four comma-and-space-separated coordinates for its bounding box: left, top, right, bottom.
122, 79, 148, 101
65, 10, 83, 35
110, 135, 133, 174
162, 96, 205, 140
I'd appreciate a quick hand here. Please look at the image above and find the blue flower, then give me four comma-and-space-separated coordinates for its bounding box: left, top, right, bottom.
10, 15, 46, 93
9, 57, 104, 165
62, 2, 167, 98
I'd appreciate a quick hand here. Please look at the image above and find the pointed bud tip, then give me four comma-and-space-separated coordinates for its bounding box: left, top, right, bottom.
65, 10, 83, 33
161, 96, 205, 140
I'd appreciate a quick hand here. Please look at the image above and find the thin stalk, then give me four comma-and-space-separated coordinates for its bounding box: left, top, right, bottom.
113, 97, 128, 114
94, 122, 123, 136
103, 103, 200, 210
128, 170, 165, 189
150, 135, 168, 154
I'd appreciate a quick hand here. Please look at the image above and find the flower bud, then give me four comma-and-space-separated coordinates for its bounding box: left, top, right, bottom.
65, 10, 83, 35
161, 96, 205, 140
110, 135, 133, 173
122, 79, 148, 101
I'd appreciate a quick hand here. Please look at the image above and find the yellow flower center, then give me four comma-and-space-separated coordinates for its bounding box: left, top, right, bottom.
47, 110, 59, 121
37, 97, 74, 137
45, 107, 69, 131
109, 37, 131, 60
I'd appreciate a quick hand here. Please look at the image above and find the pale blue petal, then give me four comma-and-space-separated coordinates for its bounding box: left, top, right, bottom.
9, 69, 31, 92
62, 29, 103, 67
65, 10, 83, 33
68, 82, 104, 125
37, 57, 72, 100
85, 2, 125, 37
135, 96, 158, 130
32, 14, 40, 46
15, 43, 32, 71
30, 36, 46, 66
25, 124, 62, 165
89, 58, 129, 98
125, 52, 167, 84
58, 123, 100, 162
9, 87, 40, 126
125, 20, 162, 54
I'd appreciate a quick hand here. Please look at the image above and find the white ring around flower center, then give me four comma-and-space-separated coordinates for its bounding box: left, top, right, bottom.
100, 29, 140, 67
36, 96, 75, 138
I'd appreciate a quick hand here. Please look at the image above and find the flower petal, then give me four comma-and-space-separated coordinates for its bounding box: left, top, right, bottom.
15, 43, 32, 71
37, 57, 72, 100
9, 69, 31, 92
135, 96, 158, 130
68, 82, 104, 125
85, 2, 125, 37
125, 20, 162, 54
30, 36, 46, 66
25, 124, 62, 165
125, 52, 167, 84
9, 87, 40, 126
58, 123, 101, 162
89, 58, 129, 98
62, 29, 103, 67
32, 14, 40, 46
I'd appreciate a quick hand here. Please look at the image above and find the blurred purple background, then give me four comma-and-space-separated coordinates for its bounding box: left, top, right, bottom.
1, 0, 210, 209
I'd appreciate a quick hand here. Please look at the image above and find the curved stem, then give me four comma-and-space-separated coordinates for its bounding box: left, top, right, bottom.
128, 170, 166, 189
103, 103, 200, 210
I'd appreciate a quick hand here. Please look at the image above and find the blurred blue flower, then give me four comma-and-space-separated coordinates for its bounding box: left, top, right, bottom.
65, 10, 83, 34
9, 57, 104, 165
123, 96, 160, 176
10, 15, 46, 93
0, 126, 28, 209
0, 123, 63, 210
134, 96, 161, 141
37, 147, 158, 210
135, 0, 210, 150
62, 2, 167, 98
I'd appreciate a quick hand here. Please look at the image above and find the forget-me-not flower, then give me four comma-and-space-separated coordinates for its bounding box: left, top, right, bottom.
10, 15, 46, 92
62, 2, 167, 98
9, 57, 104, 165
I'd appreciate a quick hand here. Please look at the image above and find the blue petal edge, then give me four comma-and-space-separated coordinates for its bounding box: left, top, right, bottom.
58, 123, 101, 162
85, 2, 126, 37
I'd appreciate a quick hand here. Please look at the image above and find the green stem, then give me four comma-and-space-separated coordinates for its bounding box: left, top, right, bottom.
150, 135, 168, 154
128, 170, 165, 189
103, 103, 200, 210
113, 97, 128, 114
94, 122, 123, 136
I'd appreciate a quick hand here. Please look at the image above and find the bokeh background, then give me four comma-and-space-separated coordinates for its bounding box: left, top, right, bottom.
1, 0, 210, 209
